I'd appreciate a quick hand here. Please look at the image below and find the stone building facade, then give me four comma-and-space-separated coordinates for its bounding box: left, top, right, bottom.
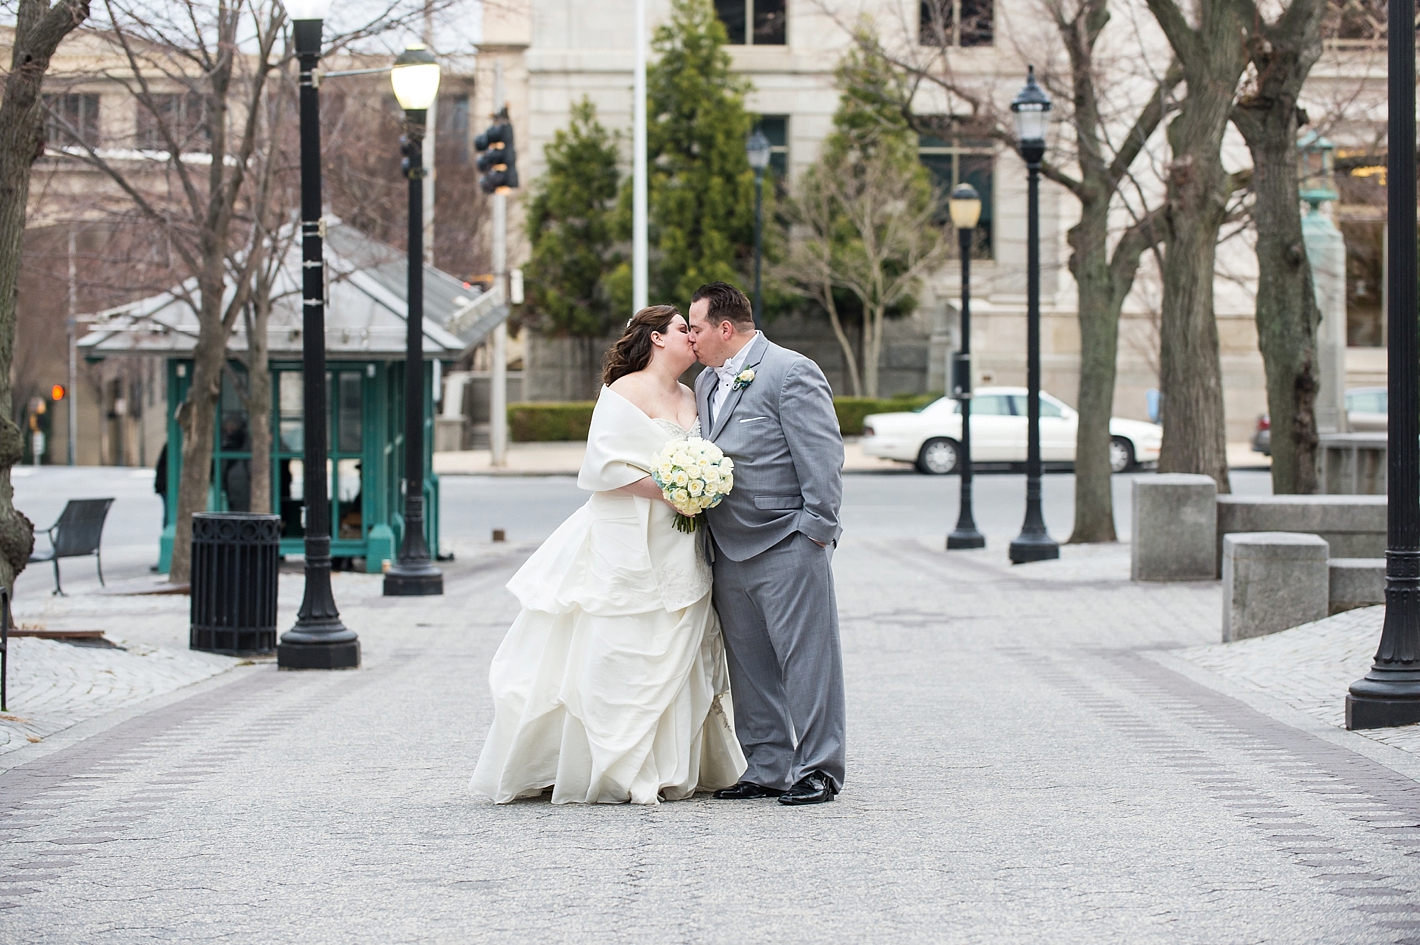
475, 0, 1392, 442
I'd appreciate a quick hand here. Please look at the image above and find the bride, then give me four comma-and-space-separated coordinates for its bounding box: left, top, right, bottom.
470, 305, 747, 804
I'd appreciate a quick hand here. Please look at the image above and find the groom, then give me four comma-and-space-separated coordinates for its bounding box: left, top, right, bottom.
688, 282, 846, 806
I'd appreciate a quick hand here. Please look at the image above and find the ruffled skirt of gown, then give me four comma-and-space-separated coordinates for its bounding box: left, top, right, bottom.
470, 501, 746, 805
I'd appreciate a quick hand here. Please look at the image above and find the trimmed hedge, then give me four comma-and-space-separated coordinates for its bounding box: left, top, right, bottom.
507, 392, 945, 441
834, 394, 942, 436
508, 402, 596, 442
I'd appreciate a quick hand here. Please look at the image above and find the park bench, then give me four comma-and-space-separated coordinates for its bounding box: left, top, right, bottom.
28, 498, 115, 596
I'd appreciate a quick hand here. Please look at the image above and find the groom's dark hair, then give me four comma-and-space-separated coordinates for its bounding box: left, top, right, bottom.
692, 282, 754, 330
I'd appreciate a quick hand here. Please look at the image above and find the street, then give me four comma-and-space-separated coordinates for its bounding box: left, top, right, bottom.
4, 466, 1419, 943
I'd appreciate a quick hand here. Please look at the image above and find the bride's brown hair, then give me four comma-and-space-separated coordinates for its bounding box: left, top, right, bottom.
602, 305, 681, 385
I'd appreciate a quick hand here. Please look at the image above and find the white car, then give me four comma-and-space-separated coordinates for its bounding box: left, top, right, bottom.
860, 387, 1163, 475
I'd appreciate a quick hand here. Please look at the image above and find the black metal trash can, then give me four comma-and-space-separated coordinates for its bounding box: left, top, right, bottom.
190, 513, 281, 655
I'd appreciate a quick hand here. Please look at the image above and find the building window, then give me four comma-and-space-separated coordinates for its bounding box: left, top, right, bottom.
715, 0, 786, 45
439, 94, 471, 165
43, 94, 100, 149
755, 115, 789, 182
135, 93, 208, 153
919, 132, 994, 257
920, 0, 994, 47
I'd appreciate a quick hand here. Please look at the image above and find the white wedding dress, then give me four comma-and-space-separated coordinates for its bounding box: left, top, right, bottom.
470, 386, 747, 805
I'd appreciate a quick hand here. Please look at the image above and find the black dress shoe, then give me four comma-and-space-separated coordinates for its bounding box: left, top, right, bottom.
778, 771, 838, 806
712, 781, 786, 799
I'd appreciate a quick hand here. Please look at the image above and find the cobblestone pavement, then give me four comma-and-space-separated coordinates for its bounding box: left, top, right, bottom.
3, 537, 1420, 943
0, 637, 234, 754
1172, 607, 1420, 755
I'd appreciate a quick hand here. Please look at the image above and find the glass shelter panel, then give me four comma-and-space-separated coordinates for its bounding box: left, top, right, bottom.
215, 368, 252, 512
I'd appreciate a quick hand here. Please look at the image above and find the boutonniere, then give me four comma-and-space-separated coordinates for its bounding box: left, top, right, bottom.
733, 368, 756, 391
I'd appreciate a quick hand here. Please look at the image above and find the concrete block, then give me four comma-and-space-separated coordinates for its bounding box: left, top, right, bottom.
1131, 474, 1218, 581
1318, 433, 1386, 495
1329, 557, 1385, 615
1223, 532, 1330, 642
1215, 495, 1386, 577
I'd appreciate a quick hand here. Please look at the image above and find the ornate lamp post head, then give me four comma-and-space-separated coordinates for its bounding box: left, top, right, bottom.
287, 0, 332, 55
948, 182, 982, 231
391, 44, 441, 118
1010, 66, 1051, 166
746, 128, 771, 174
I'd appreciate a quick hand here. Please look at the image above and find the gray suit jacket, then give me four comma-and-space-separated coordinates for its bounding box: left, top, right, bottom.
697, 335, 844, 562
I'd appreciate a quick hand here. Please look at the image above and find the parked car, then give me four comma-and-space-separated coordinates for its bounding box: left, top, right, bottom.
859, 387, 1163, 475
1251, 387, 1389, 455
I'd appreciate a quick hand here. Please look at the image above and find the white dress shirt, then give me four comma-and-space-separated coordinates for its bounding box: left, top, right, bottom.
709, 331, 763, 424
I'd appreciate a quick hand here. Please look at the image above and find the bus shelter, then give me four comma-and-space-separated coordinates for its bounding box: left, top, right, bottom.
78, 219, 507, 573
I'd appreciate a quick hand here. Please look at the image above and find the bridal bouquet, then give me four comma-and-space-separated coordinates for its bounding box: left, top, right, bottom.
650, 437, 734, 533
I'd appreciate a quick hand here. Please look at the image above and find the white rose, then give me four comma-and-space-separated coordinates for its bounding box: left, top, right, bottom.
704, 467, 720, 484
721, 473, 734, 492
673, 469, 689, 487
688, 479, 704, 496
720, 457, 734, 471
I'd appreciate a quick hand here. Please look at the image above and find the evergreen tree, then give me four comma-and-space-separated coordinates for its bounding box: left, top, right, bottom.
524, 98, 623, 338
777, 33, 943, 396
610, 0, 757, 309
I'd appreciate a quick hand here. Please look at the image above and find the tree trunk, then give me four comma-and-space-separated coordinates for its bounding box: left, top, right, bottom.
1233, 1, 1325, 495
1068, 201, 1119, 542
821, 290, 863, 396
245, 301, 272, 514
1236, 111, 1320, 495
863, 303, 885, 397
169, 307, 228, 584
0, 0, 93, 589
1149, 5, 1249, 493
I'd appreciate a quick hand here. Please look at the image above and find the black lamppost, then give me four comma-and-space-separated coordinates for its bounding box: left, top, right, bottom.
1008, 66, 1059, 565
277, 0, 361, 669
947, 182, 985, 550
746, 128, 770, 330
1346, 0, 1420, 728
383, 45, 444, 597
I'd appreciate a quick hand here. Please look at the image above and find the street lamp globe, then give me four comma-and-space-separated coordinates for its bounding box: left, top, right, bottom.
1010, 66, 1051, 158
285, 0, 332, 21
948, 182, 982, 231
391, 45, 441, 112
746, 128, 772, 172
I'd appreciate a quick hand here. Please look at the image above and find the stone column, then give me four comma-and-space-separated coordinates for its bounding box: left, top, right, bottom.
1303, 204, 1349, 433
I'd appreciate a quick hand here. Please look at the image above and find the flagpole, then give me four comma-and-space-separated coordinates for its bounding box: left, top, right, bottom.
632, 0, 648, 313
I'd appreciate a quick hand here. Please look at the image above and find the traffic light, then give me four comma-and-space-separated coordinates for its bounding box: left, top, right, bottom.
50, 384, 65, 402
474, 107, 518, 194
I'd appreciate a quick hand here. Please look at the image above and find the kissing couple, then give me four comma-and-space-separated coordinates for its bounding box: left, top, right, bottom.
469, 281, 847, 807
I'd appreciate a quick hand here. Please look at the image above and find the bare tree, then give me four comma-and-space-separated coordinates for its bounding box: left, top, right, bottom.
1231, 0, 1327, 494
776, 34, 946, 398
50, 0, 441, 583
834, 9, 1178, 541
0, 0, 92, 588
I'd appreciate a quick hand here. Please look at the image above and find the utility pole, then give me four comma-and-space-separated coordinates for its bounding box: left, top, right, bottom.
67, 226, 77, 466
489, 60, 508, 467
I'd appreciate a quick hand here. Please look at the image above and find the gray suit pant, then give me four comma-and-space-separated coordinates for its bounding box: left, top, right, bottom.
711, 532, 846, 791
